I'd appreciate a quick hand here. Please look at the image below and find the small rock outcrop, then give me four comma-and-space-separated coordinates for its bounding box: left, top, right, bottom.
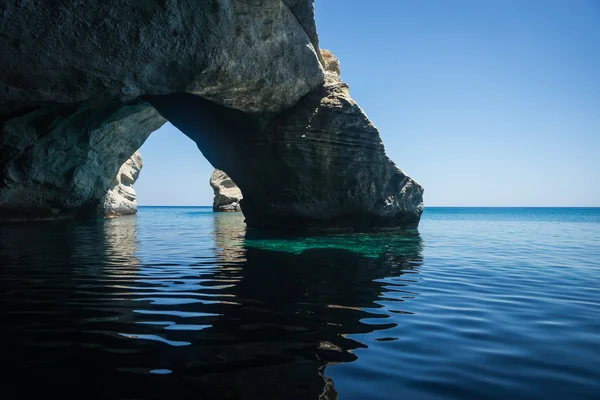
210, 169, 243, 212
102, 151, 144, 217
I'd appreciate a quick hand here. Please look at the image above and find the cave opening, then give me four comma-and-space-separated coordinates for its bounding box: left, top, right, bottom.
0, 96, 249, 221
0, 0, 424, 231
134, 122, 216, 209
0, 87, 424, 230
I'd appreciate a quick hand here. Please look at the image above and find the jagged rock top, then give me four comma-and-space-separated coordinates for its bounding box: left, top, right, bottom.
321, 49, 341, 77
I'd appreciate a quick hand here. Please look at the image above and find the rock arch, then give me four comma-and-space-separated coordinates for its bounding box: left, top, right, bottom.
0, 0, 423, 231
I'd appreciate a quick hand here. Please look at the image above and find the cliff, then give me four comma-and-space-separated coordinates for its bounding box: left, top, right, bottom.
0, 0, 423, 230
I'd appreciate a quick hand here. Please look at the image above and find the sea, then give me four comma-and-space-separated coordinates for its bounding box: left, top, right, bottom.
1, 207, 599, 399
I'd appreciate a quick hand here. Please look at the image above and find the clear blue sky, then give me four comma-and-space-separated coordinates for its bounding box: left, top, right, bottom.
136, 0, 600, 207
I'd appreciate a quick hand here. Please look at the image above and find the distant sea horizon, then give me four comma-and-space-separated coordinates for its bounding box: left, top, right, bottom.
138, 205, 600, 208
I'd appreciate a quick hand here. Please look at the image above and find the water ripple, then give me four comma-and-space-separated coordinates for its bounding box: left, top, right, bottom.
1, 207, 599, 399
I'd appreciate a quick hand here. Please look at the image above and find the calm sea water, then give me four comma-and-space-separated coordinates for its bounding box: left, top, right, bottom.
1, 207, 599, 399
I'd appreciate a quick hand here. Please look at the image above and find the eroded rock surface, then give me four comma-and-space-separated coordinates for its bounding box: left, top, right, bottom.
103, 151, 144, 217
210, 169, 243, 212
148, 49, 424, 232
1, 0, 324, 220
244, 50, 423, 230
0, 101, 165, 220
0, 0, 323, 114
1, 1, 424, 229
249, 50, 424, 230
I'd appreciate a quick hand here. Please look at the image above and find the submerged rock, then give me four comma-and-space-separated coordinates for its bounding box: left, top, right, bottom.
210, 170, 243, 212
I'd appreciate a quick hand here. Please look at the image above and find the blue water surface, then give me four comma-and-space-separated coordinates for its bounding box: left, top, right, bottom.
1, 207, 599, 399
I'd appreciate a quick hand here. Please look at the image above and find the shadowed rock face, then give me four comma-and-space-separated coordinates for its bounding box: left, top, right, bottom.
241, 50, 424, 230
0, 0, 323, 221
147, 50, 424, 232
0, 1, 423, 229
0, 0, 323, 114
0, 100, 165, 220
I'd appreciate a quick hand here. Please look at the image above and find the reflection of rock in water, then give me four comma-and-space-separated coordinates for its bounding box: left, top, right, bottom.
1, 217, 420, 400
0, 217, 139, 268
101, 215, 140, 266
212, 211, 247, 262
206, 217, 423, 399
0, 217, 143, 397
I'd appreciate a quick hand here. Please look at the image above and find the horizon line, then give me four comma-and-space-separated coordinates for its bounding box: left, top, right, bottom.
137, 205, 600, 208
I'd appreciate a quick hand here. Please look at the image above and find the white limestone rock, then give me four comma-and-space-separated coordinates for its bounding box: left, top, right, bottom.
103, 151, 143, 217
0, 101, 165, 221
210, 170, 243, 212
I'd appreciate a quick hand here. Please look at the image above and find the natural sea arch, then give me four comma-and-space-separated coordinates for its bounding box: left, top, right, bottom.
0, 85, 423, 231
0, 1, 423, 231
134, 122, 215, 208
